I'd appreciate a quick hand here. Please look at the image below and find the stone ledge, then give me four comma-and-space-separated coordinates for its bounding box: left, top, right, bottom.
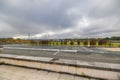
0, 54, 120, 80
0, 54, 120, 71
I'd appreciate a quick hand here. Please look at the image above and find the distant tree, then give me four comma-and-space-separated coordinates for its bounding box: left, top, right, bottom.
31, 40, 36, 44
56, 43, 58, 45
7, 38, 13, 40
77, 40, 80, 45
83, 40, 88, 46
103, 37, 110, 40
64, 41, 67, 45
111, 36, 120, 40
40, 40, 49, 45
98, 39, 107, 46
70, 41, 74, 45
90, 39, 96, 46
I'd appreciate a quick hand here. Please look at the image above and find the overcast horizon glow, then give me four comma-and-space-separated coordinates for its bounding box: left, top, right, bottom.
0, 0, 120, 39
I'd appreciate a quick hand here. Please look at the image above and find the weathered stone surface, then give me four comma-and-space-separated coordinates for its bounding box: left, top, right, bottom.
0, 54, 120, 80
0, 65, 91, 80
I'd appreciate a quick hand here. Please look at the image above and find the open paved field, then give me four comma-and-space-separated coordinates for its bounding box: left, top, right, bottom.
1, 44, 120, 64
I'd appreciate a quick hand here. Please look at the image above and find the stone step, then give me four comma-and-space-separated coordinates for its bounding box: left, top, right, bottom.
0, 54, 120, 80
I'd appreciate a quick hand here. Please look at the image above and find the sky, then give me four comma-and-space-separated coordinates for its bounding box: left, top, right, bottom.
0, 0, 120, 39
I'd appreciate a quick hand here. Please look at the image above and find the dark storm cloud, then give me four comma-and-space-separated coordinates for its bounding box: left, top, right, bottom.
0, 0, 120, 38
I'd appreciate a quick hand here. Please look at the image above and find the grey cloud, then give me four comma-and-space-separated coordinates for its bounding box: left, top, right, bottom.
0, 0, 120, 38
87, 0, 120, 18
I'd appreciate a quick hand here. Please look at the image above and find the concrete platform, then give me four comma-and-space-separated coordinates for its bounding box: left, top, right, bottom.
1, 45, 120, 79
2, 48, 120, 64
0, 54, 120, 80
0, 65, 90, 80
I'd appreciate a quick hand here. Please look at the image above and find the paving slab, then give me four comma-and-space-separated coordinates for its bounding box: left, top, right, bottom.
0, 65, 91, 80
2, 46, 120, 64
0, 54, 120, 70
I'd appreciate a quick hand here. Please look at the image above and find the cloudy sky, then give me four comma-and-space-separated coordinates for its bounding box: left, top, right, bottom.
0, 0, 120, 39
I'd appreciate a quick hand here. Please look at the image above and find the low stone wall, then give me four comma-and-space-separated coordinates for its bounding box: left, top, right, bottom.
0, 54, 120, 80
